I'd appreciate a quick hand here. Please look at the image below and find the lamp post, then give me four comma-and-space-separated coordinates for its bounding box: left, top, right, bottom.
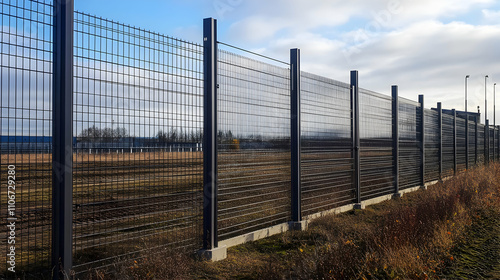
465, 75, 470, 113
485, 75, 489, 122
495, 83, 497, 126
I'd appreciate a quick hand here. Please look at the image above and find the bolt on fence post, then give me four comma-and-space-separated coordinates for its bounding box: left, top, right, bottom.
465, 114, 469, 169
351, 71, 362, 208
485, 120, 489, 165
392, 86, 400, 196
437, 102, 442, 179
52, 0, 74, 278
453, 109, 457, 174
418, 95, 425, 186
290, 48, 303, 227
202, 17, 218, 251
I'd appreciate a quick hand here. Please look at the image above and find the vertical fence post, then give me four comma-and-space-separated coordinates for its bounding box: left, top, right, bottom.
497, 126, 500, 161
201, 18, 226, 261
437, 102, 442, 180
419, 95, 425, 187
475, 116, 479, 165
52, 0, 74, 278
485, 120, 489, 165
290, 48, 306, 229
392, 86, 400, 197
351, 71, 362, 209
453, 109, 457, 174
466, 114, 469, 170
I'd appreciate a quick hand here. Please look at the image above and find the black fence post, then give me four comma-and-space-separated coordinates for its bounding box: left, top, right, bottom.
202, 17, 219, 253
475, 116, 479, 165
52, 0, 74, 278
351, 71, 362, 208
485, 120, 489, 165
392, 86, 400, 196
437, 102, 442, 180
290, 48, 305, 229
453, 109, 457, 174
497, 126, 500, 161
419, 95, 425, 187
466, 114, 469, 170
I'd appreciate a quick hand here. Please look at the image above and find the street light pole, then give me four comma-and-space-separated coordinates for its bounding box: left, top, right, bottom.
465, 75, 470, 113
495, 83, 497, 126
485, 75, 489, 122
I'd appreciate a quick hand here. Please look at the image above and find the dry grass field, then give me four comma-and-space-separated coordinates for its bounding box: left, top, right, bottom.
0, 149, 479, 278
102, 163, 499, 280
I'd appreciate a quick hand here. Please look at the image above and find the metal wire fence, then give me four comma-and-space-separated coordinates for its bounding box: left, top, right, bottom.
398, 98, 422, 190
2, 2, 500, 277
478, 124, 485, 163
72, 11, 203, 272
359, 89, 393, 200
300, 71, 354, 216
495, 127, 500, 160
424, 109, 440, 182
468, 120, 477, 166
442, 113, 454, 177
216, 49, 291, 240
456, 118, 467, 171
0, 0, 53, 276
489, 127, 495, 162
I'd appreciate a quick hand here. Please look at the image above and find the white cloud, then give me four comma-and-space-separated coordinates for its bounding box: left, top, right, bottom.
215, 0, 500, 123
223, 0, 495, 44
482, 9, 500, 23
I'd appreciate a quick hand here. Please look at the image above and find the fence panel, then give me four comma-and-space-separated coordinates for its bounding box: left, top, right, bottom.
72, 12, 204, 272
442, 114, 454, 177
398, 98, 422, 189
478, 124, 485, 164
495, 127, 500, 160
468, 120, 476, 165
456, 118, 467, 171
489, 127, 494, 161
300, 72, 354, 216
424, 109, 440, 182
217, 50, 291, 240
359, 89, 393, 200
0, 0, 53, 276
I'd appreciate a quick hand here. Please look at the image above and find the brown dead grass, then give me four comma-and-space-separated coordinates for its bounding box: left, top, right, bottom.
93, 163, 500, 280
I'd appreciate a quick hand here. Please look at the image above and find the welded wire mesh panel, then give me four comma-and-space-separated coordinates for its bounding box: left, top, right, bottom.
424, 109, 439, 182
478, 124, 485, 164
489, 127, 494, 162
300, 72, 354, 216
442, 114, 454, 177
217, 50, 291, 240
0, 0, 53, 277
468, 120, 477, 166
73, 12, 203, 272
456, 118, 466, 171
495, 127, 500, 161
359, 89, 393, 200
398, 98, 421, 189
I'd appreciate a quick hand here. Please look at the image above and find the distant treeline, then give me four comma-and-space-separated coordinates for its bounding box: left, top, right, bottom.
77, 126, 203, 145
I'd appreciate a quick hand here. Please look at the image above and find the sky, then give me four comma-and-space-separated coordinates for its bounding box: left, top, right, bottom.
73, 0, 500, 124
